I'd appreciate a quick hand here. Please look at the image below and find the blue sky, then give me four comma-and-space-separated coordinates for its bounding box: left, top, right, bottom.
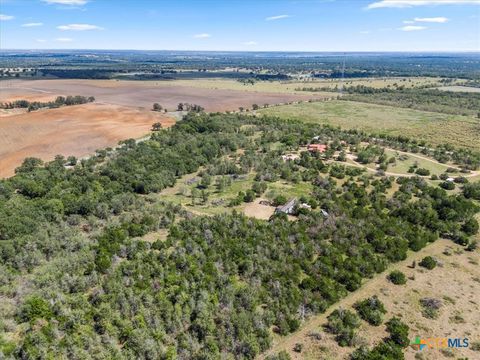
1, 0, 479, 51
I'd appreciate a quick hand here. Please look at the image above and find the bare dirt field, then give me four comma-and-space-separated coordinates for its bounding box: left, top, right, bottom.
260, 238, 480, 360
0, 102, 174, 178
243, 198, 275, 220
0, 79, 328, 112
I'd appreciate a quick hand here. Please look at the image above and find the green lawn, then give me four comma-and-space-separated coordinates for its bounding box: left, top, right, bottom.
384, 149, 452, 176
260, 100, 480, 150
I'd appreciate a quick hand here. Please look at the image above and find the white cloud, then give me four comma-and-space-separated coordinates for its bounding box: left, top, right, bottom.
398, 25, 427, 31
36, 39, 47, 43
42, 0, 88, 5
0, 14, 14, 21
243, 41, 258, 45
367, 0, 479, 9
414, 17, 449, 22
57, 23, 103, 30
55, 37, 73, 42
22, 22, 44, 27
265, 14, 290, 21
403, 20, 415, 23
193, 33, 211, 38
359, 30, 371, 34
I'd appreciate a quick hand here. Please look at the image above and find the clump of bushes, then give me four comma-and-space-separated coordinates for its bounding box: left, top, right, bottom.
440, 181, 455, 190
386, 317, 410, 347
17, 296, 53, 323
463, 182, 480, 200
419, 256, 437, 270
462, 217, 479, 236
326, 309, 361, 347
272, 195, 288, 206
351, 317, 409, 360
388, 270, 407, 285
420, 297, 442, 319
415, 168, 430, 176
354, 296, 387, 326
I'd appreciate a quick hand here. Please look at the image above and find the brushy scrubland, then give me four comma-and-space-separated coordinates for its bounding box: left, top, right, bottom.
0, 113, 479, 359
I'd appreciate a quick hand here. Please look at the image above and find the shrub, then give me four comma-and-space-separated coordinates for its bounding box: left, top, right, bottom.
326, 309, 361, 347
440, 181, 455, 190
386, 317, 410, 347
243, 190, 256, 203
266, 351, 291, 360
18, 296, 53, 323
388, 270, 407, 285
467, 240, 478, 252
415, 168, 430, 176
354, 296, 386, 326
471, 341, 480, 351
463, 182, 480, 200
454, 176, 468, 184
420, 297, 442, 319
293, 343, 303, 353
462, 217, 479, 236
272, 195, 287, 206
419, 256, 436, 270
351, 341, 405, 360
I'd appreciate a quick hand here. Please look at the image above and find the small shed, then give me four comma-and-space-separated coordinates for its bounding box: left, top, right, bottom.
275, 198, 297, 215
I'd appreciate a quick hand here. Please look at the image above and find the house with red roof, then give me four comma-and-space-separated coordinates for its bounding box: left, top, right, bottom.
307, 144, 327, 153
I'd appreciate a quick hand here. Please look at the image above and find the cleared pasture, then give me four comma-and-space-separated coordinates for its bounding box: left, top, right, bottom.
437, 86, 480, 93
260, 100, 480, 150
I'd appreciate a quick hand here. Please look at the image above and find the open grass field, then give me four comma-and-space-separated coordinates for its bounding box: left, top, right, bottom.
384, 149, 453, 176
142, 77, 438, 94
259, 100, 480, 150
437, 86, 480, 93
294, 76, 448, 90
0, 103, 174, 178
0, 79, 329, 112
260, 238, 480, 360
159, 171, 313, 218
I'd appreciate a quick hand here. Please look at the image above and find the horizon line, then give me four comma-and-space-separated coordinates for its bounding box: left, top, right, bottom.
1, 49, 479, 53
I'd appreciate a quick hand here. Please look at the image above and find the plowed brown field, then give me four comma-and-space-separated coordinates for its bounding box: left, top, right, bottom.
0, 103, 174, 178
0, 79, 327, 111
0, 78, 325, 178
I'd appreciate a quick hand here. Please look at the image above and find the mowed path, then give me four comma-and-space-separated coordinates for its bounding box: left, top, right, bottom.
0, 103, 174, 178
259, 239, 452, 359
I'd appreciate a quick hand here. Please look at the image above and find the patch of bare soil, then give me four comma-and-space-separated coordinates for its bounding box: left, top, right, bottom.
243, 198, 275, 220
260, 239, 480, 360
0, 103, 174, 178
1, 79, 327, 112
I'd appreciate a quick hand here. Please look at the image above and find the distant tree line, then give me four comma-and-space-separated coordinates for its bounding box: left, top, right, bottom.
343, 88, 480, 116
0, 95, 95, 112
177, 102, 204, 112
